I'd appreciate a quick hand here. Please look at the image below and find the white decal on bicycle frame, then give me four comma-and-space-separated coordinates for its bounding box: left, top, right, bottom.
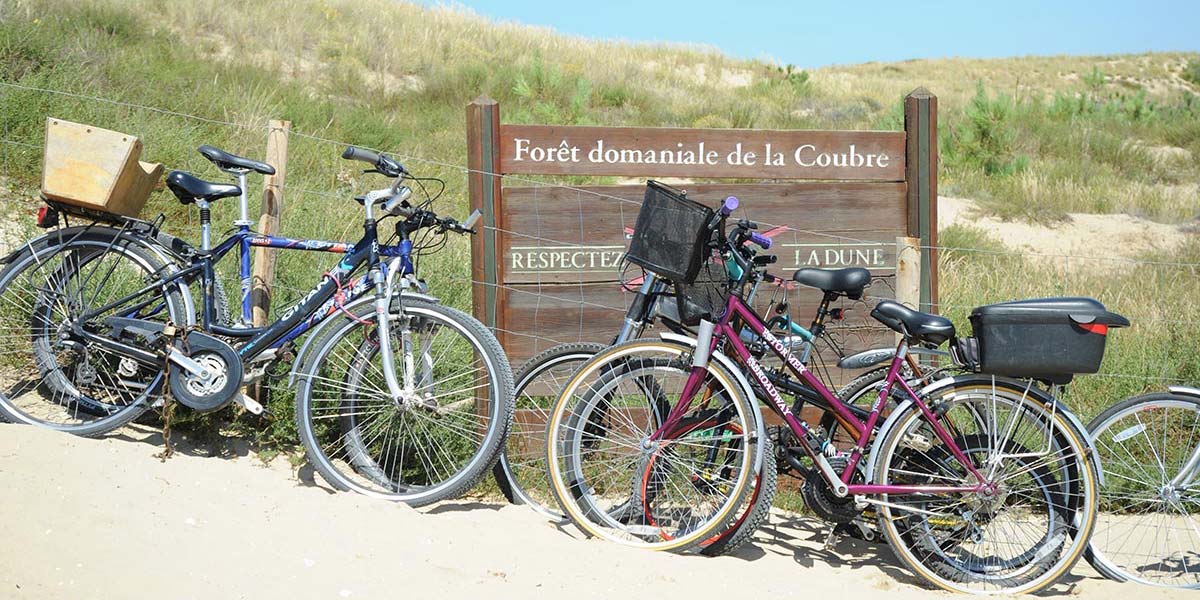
743, 354, 792, 419
759, 329, 808, 375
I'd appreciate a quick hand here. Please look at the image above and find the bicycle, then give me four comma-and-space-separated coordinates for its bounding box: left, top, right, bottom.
496, 191, 792, 555
496, 189, 916, 549
0, 144, 514, 505
1084, 385, 1200, 588
543, 184, 1114, 593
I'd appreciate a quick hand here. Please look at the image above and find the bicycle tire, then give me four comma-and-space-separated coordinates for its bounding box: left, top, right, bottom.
872, 377, 1097, 594
1084, 391, 1200, 588
546, 339, 760, 552
0, 231, 188, 436
295, 297, 514, 505
494, 342, 607, 518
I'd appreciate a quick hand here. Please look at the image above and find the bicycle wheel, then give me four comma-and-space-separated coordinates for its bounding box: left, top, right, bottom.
0, 232, 187, 436
546, 339, 760, 552
295, 297, 514, 505
872, 377, 1097, 594
494, 342, 606, 519
700, 433, 777, 556
1085, 391, 1200, 588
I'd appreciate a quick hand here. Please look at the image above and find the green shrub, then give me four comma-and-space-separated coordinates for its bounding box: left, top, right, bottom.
945, 82, 1029, 176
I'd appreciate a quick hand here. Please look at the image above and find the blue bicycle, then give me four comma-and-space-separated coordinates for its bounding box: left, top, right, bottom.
0, 145, 514, 505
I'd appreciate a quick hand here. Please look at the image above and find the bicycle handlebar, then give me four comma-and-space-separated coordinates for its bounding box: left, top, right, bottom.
342, 145, 381, 165
720, 196, 739, 216
748, 232, 772, 250
342, 146, 406, 178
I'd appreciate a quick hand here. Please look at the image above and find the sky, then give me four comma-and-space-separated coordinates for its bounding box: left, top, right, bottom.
434, 0, 1199, 68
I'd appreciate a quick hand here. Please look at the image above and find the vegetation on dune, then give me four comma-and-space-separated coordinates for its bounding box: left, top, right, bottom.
0, 0, 1197, 445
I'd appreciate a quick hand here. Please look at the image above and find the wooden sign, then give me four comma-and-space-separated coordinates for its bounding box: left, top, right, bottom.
467, 90, 939, 372
496, 182, 907, 362
500, 124, 905, 180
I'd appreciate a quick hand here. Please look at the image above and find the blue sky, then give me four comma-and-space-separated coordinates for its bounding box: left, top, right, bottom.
436, 0, 1199, 67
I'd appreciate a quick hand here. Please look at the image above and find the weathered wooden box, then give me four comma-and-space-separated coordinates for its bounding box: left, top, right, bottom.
40, 117, 163, 217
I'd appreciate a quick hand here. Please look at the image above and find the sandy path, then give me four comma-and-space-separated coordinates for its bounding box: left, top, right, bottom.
0, 424, 1190, 600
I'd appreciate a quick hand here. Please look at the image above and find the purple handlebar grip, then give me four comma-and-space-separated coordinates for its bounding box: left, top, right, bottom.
749, 232, 772, 249
720, 196, 739, 216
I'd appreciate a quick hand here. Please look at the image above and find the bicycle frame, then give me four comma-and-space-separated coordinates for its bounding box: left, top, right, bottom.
654, 293, 991, 497
72, 214, 413, 365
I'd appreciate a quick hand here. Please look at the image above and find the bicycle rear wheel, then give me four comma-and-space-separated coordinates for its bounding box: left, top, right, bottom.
1085, 391, 1200, 588
0, 233, 186, 436
872, 378, 1097, 594
545, 340, 760, 552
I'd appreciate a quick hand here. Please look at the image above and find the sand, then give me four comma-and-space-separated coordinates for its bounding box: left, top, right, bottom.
0, 423, 1191, 600
938, 196, 1191, 262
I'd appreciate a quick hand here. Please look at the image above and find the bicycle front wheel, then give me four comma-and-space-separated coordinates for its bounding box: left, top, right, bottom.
545, 339, 761, 552
1085, 391, 1200, 588
872, 378, 1097, 594
295, 298, 514, 505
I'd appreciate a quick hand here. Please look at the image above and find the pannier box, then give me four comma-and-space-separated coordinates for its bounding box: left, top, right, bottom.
969, 297, 1129, 384
41, 117, 163, 218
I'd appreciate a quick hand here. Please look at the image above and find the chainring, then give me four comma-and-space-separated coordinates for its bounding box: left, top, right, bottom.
167, 332, 243, 413
801, 456, 865, 524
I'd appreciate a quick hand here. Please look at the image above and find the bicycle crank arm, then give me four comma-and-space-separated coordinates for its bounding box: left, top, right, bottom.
167, 347, 212, 380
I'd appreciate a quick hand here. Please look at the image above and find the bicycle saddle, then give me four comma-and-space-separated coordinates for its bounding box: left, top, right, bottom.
792, 267, 871, 299
166, 171, 242, 204
198, 145, 276, 175
871, 300, 955, 346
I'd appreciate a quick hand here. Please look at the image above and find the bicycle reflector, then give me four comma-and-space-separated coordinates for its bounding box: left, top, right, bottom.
829, 308, 846, 321
36, 205, 59, 229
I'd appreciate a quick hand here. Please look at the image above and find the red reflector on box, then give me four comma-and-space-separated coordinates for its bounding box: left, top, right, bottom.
1078, 323, 1108, 335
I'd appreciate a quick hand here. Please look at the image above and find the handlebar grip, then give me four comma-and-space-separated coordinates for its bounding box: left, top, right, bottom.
720, 196, 739, 216
749, 232, 772, 250
462, 209, 483, 231
342, 146, 382, 165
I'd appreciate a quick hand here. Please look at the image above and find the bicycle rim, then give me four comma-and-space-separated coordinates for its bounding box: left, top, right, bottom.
1087, 393, 1200, 588
0, 240, 180, 433
874, 383, 1096, 594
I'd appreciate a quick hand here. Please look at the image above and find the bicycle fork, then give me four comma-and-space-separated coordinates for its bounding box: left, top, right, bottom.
372, 260, 436, 410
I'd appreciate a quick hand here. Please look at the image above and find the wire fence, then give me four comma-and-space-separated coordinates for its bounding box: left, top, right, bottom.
1, 80, 1197, 415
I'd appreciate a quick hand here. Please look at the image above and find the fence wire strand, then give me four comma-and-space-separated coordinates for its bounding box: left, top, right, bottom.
2, 80, 1197, 402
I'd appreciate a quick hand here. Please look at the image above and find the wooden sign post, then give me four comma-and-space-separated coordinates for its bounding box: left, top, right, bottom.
466, 90, 939, 369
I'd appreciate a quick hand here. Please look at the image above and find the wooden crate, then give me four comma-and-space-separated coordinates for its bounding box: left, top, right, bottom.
40, 118, 163, 218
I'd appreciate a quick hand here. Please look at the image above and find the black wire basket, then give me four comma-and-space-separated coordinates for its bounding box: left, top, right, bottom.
675, 258, 731, 326
625, 181, 714, 284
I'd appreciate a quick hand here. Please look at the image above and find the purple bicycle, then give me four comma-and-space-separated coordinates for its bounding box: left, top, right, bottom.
543, 184, 1103, 593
